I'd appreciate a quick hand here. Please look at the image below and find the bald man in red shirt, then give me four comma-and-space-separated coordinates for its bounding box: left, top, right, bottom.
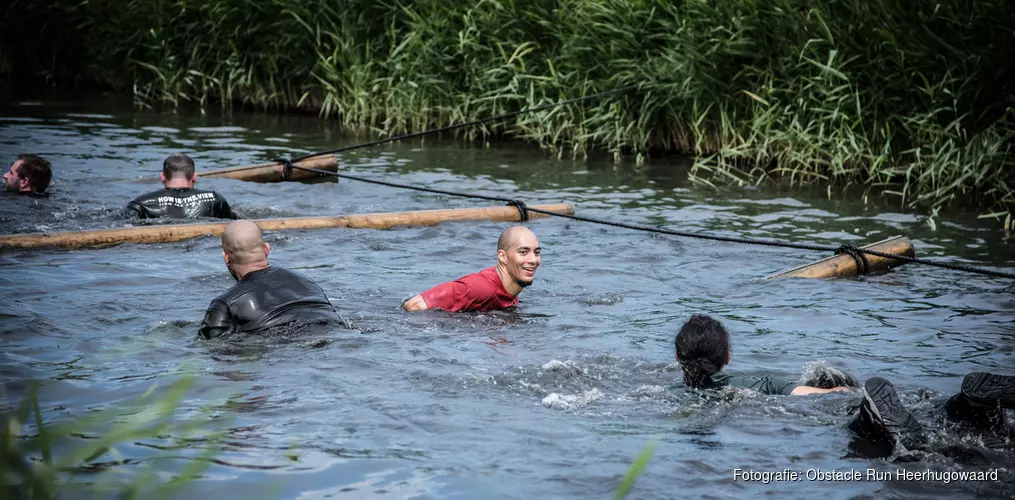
403, 226, 541, 312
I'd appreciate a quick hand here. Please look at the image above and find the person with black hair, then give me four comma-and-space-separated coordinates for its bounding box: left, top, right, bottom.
126, 153, 237, 220
674, 314, 854, 396
4, 154, 52, 196
673, 314, 1015, 456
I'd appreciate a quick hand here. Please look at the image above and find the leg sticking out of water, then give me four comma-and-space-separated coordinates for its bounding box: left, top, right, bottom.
847, 377, 926, 457
944, 372, 1015, 436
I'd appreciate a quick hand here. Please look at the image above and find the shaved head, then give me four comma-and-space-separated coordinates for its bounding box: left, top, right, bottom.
222, 220, 266, 265
497, 226, 538, 252
496, 226, 541, 290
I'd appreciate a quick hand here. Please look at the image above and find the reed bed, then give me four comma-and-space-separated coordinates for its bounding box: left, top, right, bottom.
4, 0, 1013, 215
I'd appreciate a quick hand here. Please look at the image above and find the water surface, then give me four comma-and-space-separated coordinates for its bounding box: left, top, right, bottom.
1, 93, 1013, 499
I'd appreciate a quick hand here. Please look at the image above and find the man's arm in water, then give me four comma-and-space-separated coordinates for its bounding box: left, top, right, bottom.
791, 386, 851, 395
215, 193, 239, 220
402, 294, 429, 312
124, 199, 146, 219
402, 281, 470, 312
198, 299, 237, 339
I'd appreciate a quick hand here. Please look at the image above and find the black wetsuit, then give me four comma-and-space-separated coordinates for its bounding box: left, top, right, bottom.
198, 266, 340, 339
704, 371, 798, 395
126, 187, 237, 220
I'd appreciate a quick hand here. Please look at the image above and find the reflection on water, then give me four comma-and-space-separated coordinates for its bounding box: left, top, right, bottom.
0, 92, 1013, 499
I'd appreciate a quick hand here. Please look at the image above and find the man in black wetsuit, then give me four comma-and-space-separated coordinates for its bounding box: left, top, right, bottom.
4, 154, 52, 196
198, 220, 342, 340
126, 153, 237, 220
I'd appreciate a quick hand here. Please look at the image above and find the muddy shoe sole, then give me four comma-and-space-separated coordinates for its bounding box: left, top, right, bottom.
962, 372, 1015, 408
862, 377, 924, 439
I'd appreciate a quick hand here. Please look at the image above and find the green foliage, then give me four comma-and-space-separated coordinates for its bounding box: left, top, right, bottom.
5, 0, 1014, 214
1, 375, 228, 499
615, 440, 657, 500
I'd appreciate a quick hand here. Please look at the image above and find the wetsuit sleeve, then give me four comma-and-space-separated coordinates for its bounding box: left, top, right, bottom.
755, 376, 797, 396
124, 199, 146, 219
215, 193, 239, 220
723, 372, 797, 395
419, 281, 471, 312
198, 299, 236, 339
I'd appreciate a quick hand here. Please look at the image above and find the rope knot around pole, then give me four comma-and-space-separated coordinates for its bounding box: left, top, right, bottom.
835, 244, 870, 275
507, 200, 530, 222
274, 158, 294, 181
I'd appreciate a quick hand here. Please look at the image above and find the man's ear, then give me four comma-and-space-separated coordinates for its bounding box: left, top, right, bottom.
497, 248, 507, 264
674, 352, 680, 364
19, 176, 30, 191
726, 351, 731, 366
160, 172, 167, 184
190, 172, 198, 184
222, 250, 229, 265
264, 242, 271, 258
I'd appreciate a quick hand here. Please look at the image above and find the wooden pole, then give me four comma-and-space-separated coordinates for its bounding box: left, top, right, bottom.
766, 235, 914, 279
0, 204, 574, 250
134, 156, 339, 183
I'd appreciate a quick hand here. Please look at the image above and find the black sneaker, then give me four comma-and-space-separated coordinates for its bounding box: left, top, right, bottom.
961, 372, 1015, 408
859, 377, 925, 449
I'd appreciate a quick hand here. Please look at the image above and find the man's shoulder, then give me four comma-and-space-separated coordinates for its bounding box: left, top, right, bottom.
134, 187, 170, 200
265, 266, 324, 286
211, 279, 250, 305
459, 266, 499, 284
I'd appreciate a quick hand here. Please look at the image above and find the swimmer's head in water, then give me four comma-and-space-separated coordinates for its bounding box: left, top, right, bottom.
161, 153, 197, 187
675, 314, 731, 388
497, 226, 541, 288
4, 154, 52, 194
221, 220, 270, 281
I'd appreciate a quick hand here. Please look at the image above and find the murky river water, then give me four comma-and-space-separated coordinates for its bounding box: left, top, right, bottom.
1, 90, 1013, 499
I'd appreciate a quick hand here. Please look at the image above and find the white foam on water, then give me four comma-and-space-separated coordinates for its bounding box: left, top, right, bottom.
629, 385, 666, 399
541, 359, 586, 377
541, 388, 603, 410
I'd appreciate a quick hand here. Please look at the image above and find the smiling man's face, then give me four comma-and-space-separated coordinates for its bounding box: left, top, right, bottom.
499, 229, 541, 287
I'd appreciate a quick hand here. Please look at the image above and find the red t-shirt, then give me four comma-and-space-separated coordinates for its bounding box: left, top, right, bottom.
420, 266, 519, 312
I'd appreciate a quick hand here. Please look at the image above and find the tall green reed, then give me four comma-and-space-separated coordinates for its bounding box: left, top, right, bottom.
6, 0, 1014, 216
1, 375, 227, 499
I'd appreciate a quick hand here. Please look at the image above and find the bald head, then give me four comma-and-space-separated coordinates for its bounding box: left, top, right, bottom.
222, 220, 267, 265
497, 226, 538, 253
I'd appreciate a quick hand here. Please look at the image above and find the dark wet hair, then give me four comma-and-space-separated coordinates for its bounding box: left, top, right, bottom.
163, 153, 196, 181
16, 154, 52, 194
674, 314, 731, 388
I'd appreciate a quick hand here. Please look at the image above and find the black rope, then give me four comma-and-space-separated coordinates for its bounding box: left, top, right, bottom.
835, 244, 870, 275
507, 200, 529, 222
284, 162, 1015, 275
285, 163, 1015, 280
274, 158, 294, 182
261, 79, 1014, 281
288, 85, 639, 164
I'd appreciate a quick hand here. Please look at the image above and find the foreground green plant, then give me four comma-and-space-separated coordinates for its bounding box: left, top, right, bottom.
5, 0, 1014, 216
1, 375, 227, 499
616, 440, 657, 500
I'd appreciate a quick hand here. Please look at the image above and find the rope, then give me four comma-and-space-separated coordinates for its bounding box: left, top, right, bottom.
507, 200, 529, 222
262, 80, 1014, 281
289, 85, 639, 164
280, 163, 1015, 279
286, 164, 1015, 277
274, 158, 294, 182
835, 245, 870, 275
